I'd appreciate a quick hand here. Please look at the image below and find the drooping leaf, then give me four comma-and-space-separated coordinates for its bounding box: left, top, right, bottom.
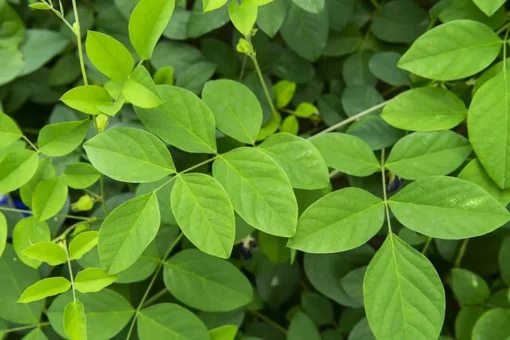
128, 0, 176, 60
37, 119, 90, 157
288, 188, 384, 253
398, 20, 502, 80
163, 249, 253, 311
364, 234, 445, 340
60, 86, 113, 116
212, 147, 298, 237
63, 300, 87, 340
228, 1, 257, 37
63, 162, 101, 189
84, 127, 175, 183
32, 177, 68, 221
288, 311, 321, 340
123, 65, 163, 109
99, 192, 160, 274
137, 303, 210, 340
450, 268, 490, 306
135, 85, 217, 154
0, 112, 22, 148
389, 176, 510, 239
18, 277, 71, 303
171, 173, 235, 258
22, 242, 67, 266
0, 150, 39, 194
69, 231, 99, 260
310, 133, 380, 177
75, 268, 118, 293
471, 309, 510, 339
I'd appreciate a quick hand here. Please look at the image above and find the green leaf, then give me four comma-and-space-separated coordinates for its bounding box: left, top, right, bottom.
212, 147, 298, 237
280, 115, 299, 135
0, 245, 44, 324
342, 52, 377, 87
49, 54, 81, 87
19, 29, 68, 76
175, 61, 216, 95
301, 291, 334, 326
0, 46, 23, 87
75, 268, 118, 293
369, 52, 410, 86
69, 231, 99, 260
371, 0, 429, 43
280, 3, 328, 61
469, 71, 510, 188
450, 268, 490, 305
22, 242, 67, 266
209, 325, 238, 340
202, 80, 262, 144
29, 2, 52, 10
99, 192, 160, 274
63, 300, 87, 340
22, 328, 48, 340
256, 0, 290, 37
0, 213, 5, 257
292, 0, 324, 13
499, 238, 510, 285
398, 20, 502, 81
32, 177, 68, 221
20, 158, 55, 209
385, 131, 472, 180
187, 0, 230, 38
60, 85, 113, 116
138, 303, 210, 340
37, 119, 90, 157
18, 277, 71, 303
389, 176, 510, 239
440, 0, 506, 29
472, 309, 510, 339
0, 150, 39, 194
473, 0, 505, 16
128, 0, 176, 60
310, 133, 380, 177
13, 217, 51, 269
63, 162, 101, 189
288, 188, 384, 253
47, 290, 134, 339
171, 173, 235, 258
163, 249, 253, 311
0, 112, 22, 148
135, 85, 217, 154
364, 234, 445, 340
381, 87, 467, 131
455, 306, 485, 340
123, 65, 163, 109
347, 115, 403, 150
204, 0, 229, 12
86, 31, 134, 80
258, 133, 329, 189
84, 127, 175, 183
258, 232, 290, 263
273, 80, 296, 109
228, 1, 257, 37
294, 102, 318, 118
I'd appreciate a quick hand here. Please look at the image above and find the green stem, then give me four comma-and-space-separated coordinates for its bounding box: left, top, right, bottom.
370, 0, 380, 9
71, 0, 88, 85
497, 22, 510, 35
421, 237, 433, 255
380, 148, 393, 233
239, 55, 247, 81
247, 49, 278, 118
0, 206, 94, 222
63, 240, 77, 302
2, 322, 50, 334
125, 233, 184, 340
248, 310, 287, 335
23, 136, 40, 153
454, 239, 469, 268
180, 156, 217, 175
99, 175, 108, 215
142, 288, 168, 308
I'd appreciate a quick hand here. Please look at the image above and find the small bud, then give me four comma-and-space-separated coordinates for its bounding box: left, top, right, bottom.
71, 222, 89, 236
71, 195, 94, 212
236, 38, 251, 55
72, 22, 80, 35
95, 114, 109, 132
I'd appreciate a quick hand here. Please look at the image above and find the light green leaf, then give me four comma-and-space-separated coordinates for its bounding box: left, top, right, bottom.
37, 119, 90, 157
288, 311, 321, 340
473, 0, 505, 16
389, 176, 510, 239
32, 177, 68, 221
86, 31, 134, 80
47, 290, 133, 340
212, 147, 298, 237
63, 300, 87, 340
472, 309, 510, 339
310, 133, 380, 177
450, 268, 490, 305
75, 268, 118, 293
273, 80, 296, 109
99, 192, 160, 274
63, 162, 101, 189
138, 303, 210, 340
288, 188, 384, 253
135, 85, 217, 154
258, 232, 290, 263
13, 217, 51, 269
258, 133, 329, 189
364, 234, 445, 340
18, 277, 71, 303
398, 20, 502, 81
209, 325, 238, 340
20, 158, 55, 209
60, 85, 113, 116
69, 231, 99, 260
22, 242, 67, 266
154, 66, 174, 85
202, 79, 262, 144
385, 131, 472, 180
0, 245, 44, 324
0, 213, 5, 257
0, 112, 22, 148
0, 150, 39, 194
128, 0, 176, 60
204, 0, 229, 12
123, 65, 163, 109
469, 71, 510, 188
280, 115, 299, 135
84, 127, 175, 183
19, 29, 68, 76
163, 249, 253, 311
294, 102, 318, 118
292, 0, 323, 13
29, 2, 52, 10
172, 173, 235, 258
381, 87, 467, 131
228, 1, 257, 37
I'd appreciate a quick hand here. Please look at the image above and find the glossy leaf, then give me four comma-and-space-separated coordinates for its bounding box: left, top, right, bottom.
22, 242, 67, 266
123, 65, 163, 109
75, 268, 118, 293
63, 162, 101, 189
212, 147, 298, 237
32, 177, 68, 221
60, 86, 113, 116
0, 112, 22, 148
84, 127, 175, 183
63, 300, 87, 340
171, 173, 235, 258
451, 268, 490, 305
273, 80, 296, 109
37, 119, 89, 157
18, 277, 71, 303
364, 234, 445, 340
69, 231, 99, 260
389, 176, 510, 239
0, 150, 39, 194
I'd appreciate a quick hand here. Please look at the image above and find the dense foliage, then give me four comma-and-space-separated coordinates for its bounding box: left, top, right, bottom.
1, 0, 510, 339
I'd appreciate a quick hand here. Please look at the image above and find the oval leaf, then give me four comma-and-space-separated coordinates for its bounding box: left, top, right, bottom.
0, 112, 22, 148
64, 300, 87, 340
472, 309, 510, 339
37, 119, 90, 157
63, 162, 101, 189
60, 85, 113, 116
18, 277, 71, 303
75, 268, 118, 293
32, 177, 68, 221
0, 150, 39, 194
69, 231, 99, 260
123, 65, 163, 109
22, 242, 67, 266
